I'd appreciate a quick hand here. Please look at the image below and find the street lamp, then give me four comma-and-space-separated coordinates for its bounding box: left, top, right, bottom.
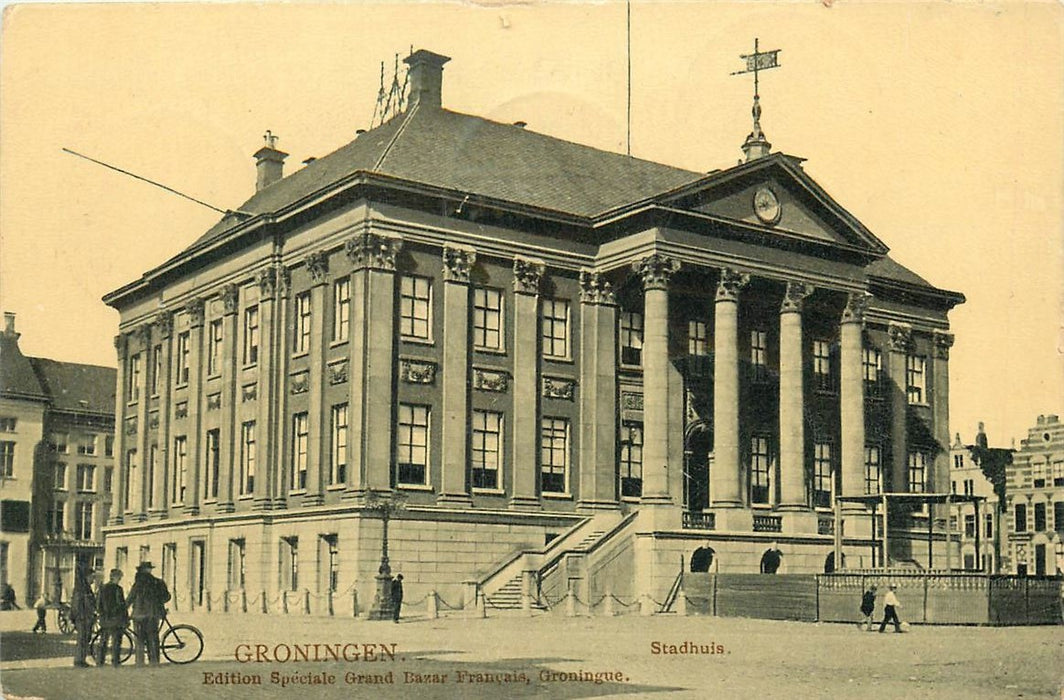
364, 490, 407, 620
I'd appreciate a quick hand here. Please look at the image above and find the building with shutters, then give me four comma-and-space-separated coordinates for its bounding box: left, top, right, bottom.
0, 313, 116, 606
100, 50, 964, 613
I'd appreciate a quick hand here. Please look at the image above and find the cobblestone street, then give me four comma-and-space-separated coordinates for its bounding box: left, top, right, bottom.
1, 609, 1061, 699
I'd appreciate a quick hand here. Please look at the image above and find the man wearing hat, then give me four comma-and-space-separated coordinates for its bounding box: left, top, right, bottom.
126, 561, 170, 665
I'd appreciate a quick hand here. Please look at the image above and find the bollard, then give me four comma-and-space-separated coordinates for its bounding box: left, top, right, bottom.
603, 590, 615, 617
565, 588, 575, 617
352, 590, 359, 618
241, 589, 248, 614
327, 590, 334, 616
675, 588, 687, 616
303, 589, 311, 615
640, 594, 653, 616
427, 590, 438, 619
261, 590, 268, 615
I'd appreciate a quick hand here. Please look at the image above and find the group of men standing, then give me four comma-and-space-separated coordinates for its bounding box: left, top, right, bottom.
69, 561, 171, 667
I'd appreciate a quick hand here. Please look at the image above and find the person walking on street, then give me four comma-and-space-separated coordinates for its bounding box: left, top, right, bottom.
127, 562, 170, 665
32, 592, 49, 633
390, 573, 404, 623
70, 568, 97, 667
95, 569, 128, 667
859, 585, 877, 632
878, 584, 903, 633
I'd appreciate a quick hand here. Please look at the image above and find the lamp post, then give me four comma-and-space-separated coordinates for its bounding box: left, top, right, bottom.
364, 490, 407, 620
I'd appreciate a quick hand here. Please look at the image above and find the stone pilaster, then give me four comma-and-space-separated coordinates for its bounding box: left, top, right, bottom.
887, 322, 912, 497
110, 332, 129, 524
253, 266, 279, 510
438, 244, 476, 505
184, 297, 206, 516
710, 269, 749, 517
778, 281, 813, 519
217, 284, 240, 513
303, 251, 329, 507
840, 292, 869, 515
511, 255, 545, 509
577, 270, 618, 510
151, 311, 173, 518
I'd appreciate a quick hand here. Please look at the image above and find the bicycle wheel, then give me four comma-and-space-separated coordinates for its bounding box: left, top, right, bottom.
160, 623, 203, 664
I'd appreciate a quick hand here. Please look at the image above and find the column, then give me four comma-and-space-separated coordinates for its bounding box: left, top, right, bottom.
134, 323, 152, 521
184, 298, 206, 516
840, 292, 868, 512
438, 244, 476, 505
931, 331, 954, 521
634, 254, 680, 508
253, 266, 278, 511
778, 281, 813, 515
344, 232, 402, 496
511, 256, 544, 509
152, 311, 174, 518
711, 269, 749, 512
303, 251, 329, 507
577, 270, 618, 510
887, 322, 911, 495
110, 333, 129, 524
216, 285, 240, 512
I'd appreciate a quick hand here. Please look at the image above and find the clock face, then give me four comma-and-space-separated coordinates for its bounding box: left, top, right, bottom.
753, 187, 781, 224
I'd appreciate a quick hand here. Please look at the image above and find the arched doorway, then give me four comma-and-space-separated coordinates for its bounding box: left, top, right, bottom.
684, 421, 712, 513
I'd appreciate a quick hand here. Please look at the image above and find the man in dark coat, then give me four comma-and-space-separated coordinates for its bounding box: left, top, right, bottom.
127, 562, 170, 665
390, 574, 404, 623
70, 568, 97, 667
96, 569, 128, 666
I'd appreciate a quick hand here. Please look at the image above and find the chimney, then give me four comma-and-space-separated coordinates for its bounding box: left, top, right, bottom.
253, 130, 288, 192
3, 312, 17, 338
403, 49, 451, 109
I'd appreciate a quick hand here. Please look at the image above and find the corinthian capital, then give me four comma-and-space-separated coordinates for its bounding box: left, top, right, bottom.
305, 250, 330, 285
841, 291, 872, 324
579, 270, 615, 305
780, 281, 815, 314
185, 298, 206, 328
715, 268, 750, 303
632, 254, 680, 291
887, 322, 912, 352
345, 232, 402, 272
513, 256, 545, 295
442, 244, 476, 283
219, 284, 240, 315
933, 330, 955, 359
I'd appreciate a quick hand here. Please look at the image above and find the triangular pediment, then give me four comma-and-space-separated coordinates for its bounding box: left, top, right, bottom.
658, 153, 889, 256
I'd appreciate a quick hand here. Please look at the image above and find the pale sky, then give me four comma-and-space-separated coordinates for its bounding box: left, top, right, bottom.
1, 1, 1061, 447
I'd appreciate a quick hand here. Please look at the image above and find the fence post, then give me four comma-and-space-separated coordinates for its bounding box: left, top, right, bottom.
303, 589, 311, 615
427, 590, 438, 619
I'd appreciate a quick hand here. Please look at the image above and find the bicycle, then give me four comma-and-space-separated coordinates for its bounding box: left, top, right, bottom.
89, 612, 203, 665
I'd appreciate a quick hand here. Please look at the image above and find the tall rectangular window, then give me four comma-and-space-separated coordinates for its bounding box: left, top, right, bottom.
294, 292, 311, 354
75, 502, 93, 540
149, 345, 162, 396
619, 312, 644, 366
243, 306, 259, 365
1014, 503, 1027, 533
864, 445, 882, 494
813, 442, 834, 508
688, 321, 708, 357
812, 339, 833, 391
128, 353, 141, 401
471, 410, 502, 490
176, 332, 190, 385
396, 405, 429, 486
1033, 502, 1046, 532
0, 441, 14, 478
906, 354, 927, 404
76, 464, 96, 492
472, 287, 503, 351
172, 437, 187, 504
333, 279, 350, 343
750, 436, 771, 504
750, 329, 768, 381
619, 423, 643, 498
540, 417, 569, 494
207, 318, 223, 376
399, 276, 432, 340
204, 429, 220, 500
123, 450, 136, 508
541, 299, 570, 359
228, 539, 246, 590
292, 413, 309, 491
240, 421, 256, 496
907, 451, 927, 493
330, 405, 347, 486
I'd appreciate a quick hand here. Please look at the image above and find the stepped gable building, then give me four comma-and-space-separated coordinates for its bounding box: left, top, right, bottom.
0, 313, 116, 605
101, 50, 964, 613
1005, 414, 1064, 576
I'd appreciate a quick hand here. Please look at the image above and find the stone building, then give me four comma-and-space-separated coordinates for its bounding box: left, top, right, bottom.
101, 50, 963, 613
1006, 414, 1064, 576
0, 313, 116, 605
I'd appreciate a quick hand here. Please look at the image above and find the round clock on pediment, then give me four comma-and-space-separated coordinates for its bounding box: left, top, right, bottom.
753, 187, 781, 225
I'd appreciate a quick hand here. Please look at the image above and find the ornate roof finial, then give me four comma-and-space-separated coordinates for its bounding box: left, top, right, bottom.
732, 38, 781, 163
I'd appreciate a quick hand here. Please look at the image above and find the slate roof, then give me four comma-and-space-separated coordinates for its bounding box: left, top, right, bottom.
30, 359, 116, 415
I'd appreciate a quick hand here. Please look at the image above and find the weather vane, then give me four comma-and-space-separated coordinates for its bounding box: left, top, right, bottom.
732, 38, 781, 161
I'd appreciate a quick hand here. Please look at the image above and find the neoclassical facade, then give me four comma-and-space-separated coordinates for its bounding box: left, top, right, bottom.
102, 50, 963, 612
